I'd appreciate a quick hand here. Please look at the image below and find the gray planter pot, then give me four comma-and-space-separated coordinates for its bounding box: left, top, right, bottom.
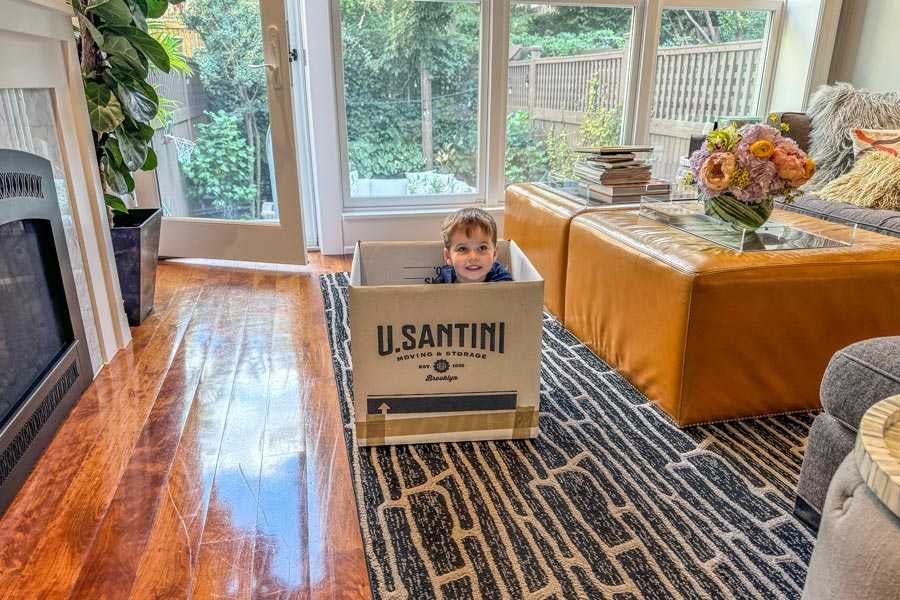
111, 208, 162, 325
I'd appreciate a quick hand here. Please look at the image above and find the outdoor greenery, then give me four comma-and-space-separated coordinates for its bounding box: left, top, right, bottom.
181, 111, 256, 218
75, 0, 191, 214
339, 2, 768, 190
340, 0, 481, 187
135, 1, 769, 214
505, 111, 548, 184
181, 0, 272, 218
510, 7, 766, 52
541, 76, 624, 180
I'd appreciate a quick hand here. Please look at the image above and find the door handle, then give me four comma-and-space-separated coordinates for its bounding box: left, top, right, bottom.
265, 24, 283, 90
248, 25, 283, 90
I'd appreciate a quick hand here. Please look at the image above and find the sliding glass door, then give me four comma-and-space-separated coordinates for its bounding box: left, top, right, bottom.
337, 0, 484, 209
504, 3, 637, 186
331, 0, 782, 212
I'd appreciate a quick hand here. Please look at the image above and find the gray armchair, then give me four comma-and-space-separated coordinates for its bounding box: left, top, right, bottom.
794, 336, 900, 530
802, 453, 900, 599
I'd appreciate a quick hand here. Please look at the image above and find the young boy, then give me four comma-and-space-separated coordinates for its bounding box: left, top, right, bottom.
430, 207, 512, 284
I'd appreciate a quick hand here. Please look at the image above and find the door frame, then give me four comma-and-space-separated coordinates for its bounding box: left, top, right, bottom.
157, 0, 307, 264
287, 0, 320, 249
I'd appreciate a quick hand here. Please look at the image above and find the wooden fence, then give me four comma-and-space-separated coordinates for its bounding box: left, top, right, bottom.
147, 70, 208, 217
508, 48, 626, 120
153, 21, 203, 58
508, 40, 764, 180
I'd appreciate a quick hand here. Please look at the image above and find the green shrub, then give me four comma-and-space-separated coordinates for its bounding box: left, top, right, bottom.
349, 137, 424, 179
581, 77, 621, 147
545, 129, 575, 179
505, 110, 549, 183
543, 77, 621, 180
513, 30, 624, 57
181, 111, 256, 217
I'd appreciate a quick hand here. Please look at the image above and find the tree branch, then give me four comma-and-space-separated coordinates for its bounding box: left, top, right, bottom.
682, 10, 713, 45
704, 10, 720, 43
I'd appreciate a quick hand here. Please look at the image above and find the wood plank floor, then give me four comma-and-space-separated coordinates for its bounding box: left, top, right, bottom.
0, 253, 371, 599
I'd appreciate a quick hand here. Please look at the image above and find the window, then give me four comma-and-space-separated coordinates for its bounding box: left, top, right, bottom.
505, 4, 636, 187
648, 5, 778, 181
338, 0, 483, 207
333, 0, 782, 210
149, 3, 283, 222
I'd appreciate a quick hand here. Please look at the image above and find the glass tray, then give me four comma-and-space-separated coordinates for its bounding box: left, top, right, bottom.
638, 197, 857, 253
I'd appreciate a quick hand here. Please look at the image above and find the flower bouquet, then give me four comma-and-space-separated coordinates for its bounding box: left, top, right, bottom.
686, 117, 816, 230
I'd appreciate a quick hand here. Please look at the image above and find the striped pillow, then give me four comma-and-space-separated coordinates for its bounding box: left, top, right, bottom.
851, 128, 900, 158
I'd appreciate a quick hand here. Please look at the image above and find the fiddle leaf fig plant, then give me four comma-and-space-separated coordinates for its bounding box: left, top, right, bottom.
74, 0, 190, 214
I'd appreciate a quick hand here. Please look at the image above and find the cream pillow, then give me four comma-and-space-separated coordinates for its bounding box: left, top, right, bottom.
851, 128, 900, 158
819, 151, 900, 210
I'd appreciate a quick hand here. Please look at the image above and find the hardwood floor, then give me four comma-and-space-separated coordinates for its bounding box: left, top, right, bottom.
0, 253, 371, 599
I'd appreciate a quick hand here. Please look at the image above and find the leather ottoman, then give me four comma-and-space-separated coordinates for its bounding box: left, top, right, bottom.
564, 206, 900, 426
504, 183, 628, 321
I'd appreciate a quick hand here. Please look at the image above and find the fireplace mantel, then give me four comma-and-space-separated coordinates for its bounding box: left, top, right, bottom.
1, 0, 132, 372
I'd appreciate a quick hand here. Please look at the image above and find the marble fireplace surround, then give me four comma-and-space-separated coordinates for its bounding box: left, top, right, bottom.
1, 0, 134, 375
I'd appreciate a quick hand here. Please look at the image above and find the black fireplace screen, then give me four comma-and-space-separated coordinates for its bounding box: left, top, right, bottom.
0, 219, 73, 427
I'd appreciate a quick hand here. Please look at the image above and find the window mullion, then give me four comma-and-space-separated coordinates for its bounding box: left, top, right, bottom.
631, 0, 662, 144
485, 0, 509, 207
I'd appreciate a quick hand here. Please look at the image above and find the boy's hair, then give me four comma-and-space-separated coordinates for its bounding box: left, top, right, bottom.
441, 207, 498, 249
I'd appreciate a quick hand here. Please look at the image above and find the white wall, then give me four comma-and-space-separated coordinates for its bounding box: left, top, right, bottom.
769, 0, 843, 112
829, 0, 900, 92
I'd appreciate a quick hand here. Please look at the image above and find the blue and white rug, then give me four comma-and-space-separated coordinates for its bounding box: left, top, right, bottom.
321, 273, 815, 599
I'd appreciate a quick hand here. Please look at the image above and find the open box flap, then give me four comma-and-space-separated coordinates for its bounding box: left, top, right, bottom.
350, 241, 363, 286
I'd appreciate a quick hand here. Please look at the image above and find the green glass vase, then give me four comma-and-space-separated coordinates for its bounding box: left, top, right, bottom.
703, 193, 774, 231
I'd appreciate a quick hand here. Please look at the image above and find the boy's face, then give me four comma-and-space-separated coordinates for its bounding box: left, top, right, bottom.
443, 226, 497, 283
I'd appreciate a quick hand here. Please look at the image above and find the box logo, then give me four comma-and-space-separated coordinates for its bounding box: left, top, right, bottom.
376, 322, 506, 357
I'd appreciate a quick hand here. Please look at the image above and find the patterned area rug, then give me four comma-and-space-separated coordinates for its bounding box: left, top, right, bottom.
320, 273, 816, 599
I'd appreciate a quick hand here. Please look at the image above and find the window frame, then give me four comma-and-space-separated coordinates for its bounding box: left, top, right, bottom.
631, 0, 784, 144
491, 0, 643, 205
331, 0, 784, 211
333, 0, 490, 211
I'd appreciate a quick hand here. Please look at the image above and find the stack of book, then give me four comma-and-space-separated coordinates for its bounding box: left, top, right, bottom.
571, 145, 670, 202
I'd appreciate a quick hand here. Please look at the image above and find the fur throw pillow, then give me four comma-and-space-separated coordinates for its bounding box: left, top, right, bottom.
804, 83, 900, 191
818, 151, 900, 211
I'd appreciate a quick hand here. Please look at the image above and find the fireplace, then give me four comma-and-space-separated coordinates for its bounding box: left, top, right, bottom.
0, 149, 92, 514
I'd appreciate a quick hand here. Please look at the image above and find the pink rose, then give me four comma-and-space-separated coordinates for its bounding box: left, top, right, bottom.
771, 148, 807, 186
699, 152, 737, 192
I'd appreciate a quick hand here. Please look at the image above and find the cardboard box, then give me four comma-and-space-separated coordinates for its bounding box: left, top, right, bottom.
349, 240, 544, 446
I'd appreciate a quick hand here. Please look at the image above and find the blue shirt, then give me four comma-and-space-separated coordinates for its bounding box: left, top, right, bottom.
428, 262, 513, 284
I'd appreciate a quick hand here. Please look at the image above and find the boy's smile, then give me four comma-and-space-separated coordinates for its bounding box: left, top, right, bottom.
443, 227, 497, 283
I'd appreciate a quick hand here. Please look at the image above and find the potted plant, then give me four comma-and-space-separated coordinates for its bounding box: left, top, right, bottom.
74, 0, 189, 324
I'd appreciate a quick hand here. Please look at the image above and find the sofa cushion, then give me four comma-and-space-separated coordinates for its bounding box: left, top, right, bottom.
778, 194, 900, 238
779, 112, 812, 153
804, 83, 900, 192
820, 336, 900, 428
